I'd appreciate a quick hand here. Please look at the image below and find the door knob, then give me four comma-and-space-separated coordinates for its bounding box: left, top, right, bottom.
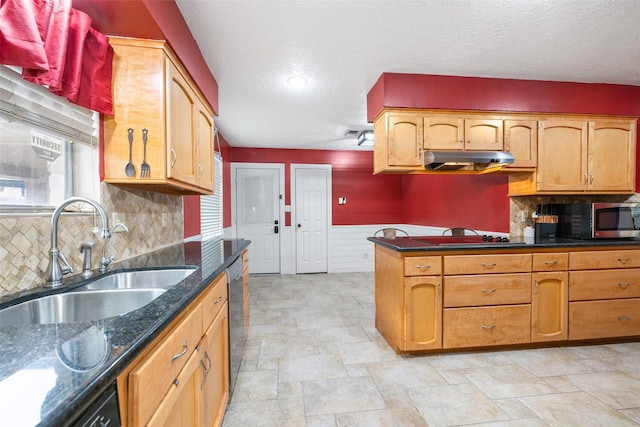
274, 220, 279, 234
297, 224, 301, 228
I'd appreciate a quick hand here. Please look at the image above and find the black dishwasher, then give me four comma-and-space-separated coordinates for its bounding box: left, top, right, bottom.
70, 383, 120, 427
225, 256, 244, 398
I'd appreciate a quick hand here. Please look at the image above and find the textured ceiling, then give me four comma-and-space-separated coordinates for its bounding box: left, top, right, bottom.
175, 0, 640, 151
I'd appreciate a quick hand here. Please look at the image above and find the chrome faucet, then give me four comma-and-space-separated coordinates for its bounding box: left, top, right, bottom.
45, 197, 111, 287
99, 222, 129, 272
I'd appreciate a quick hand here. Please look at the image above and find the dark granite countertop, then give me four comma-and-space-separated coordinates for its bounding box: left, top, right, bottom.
0, 238, 250, 427
367, 235, 640, 252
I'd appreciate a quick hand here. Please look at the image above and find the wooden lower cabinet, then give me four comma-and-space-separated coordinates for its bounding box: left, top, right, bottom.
531, 271, 568, 342
404, 276, 442, 351
121, 272, 231, 427
200, 302, 230, 427
569, 299, 640, 340
443, 305, 531, 348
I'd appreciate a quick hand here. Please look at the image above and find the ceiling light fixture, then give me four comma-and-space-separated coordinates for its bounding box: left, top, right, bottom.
357, 130, 374, 146
286, 75, 308, 88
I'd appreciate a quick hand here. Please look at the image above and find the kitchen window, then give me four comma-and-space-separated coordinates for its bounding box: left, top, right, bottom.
0, 66, 99, 213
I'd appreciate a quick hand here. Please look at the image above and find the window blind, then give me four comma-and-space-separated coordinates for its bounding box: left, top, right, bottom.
201, 152, 223, 240
0, 66, 98, 144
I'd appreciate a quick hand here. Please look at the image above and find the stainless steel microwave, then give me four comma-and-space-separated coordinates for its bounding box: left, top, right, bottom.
554, 202, 640, 239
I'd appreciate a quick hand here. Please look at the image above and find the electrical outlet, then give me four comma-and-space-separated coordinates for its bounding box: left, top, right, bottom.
162, 212, 168, 227
520, 211, 527, 222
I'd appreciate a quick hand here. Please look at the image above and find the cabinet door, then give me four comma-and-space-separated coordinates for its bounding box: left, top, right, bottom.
587, 120, 636, 192
196, 101, 215, 191
537, 120, 588, 191
504, 120, 537, 168
147, 348, 201, 427
166, 59, 198, 186
424, 115, 463, 150
531, 271, 568, 342
200, 302, 229, 427
404, 276, 442, 350
464, 118, 503, 151
387, 115, 424, 166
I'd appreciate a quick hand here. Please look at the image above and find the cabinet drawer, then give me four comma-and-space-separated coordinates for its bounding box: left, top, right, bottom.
444, 273, 531, 307
443, 305, 531, 348
569, 299, 640, 340
202, 274, 228, 331
532, 253, 568, 271
444, 254, 531, 275
129, 305, 203, 426
570, 250, 640, 270
569, 269, 640, 301
404, 256, 442, 276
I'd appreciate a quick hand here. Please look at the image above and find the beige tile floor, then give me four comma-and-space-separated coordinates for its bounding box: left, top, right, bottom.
222, 273, 640, 426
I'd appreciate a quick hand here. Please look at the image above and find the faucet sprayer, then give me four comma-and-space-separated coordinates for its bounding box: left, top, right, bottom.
45, 197, 111, 287
100, 222, 129, 272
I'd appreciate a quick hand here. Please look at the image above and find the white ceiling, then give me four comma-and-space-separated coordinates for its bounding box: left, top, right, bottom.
175, 0, 640, 151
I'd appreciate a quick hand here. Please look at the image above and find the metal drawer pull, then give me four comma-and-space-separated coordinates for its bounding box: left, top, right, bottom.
618, 282, 630, 290
481, 263, 497, 268
618, 316, 631, 322
543, 261, 558, 266
170, 147, 177, 169
213, 295, 223, 304
534, 279, 539, 295
171, 341, 188, 363
437, 283, 442, 300
481, 288, 497, 294
173, 378, 180, 387
618, 257, 631, 264
481, 325, 496, 329
416, 265, 432, 270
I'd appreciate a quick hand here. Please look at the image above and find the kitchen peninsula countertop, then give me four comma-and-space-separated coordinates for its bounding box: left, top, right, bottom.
367, 235, 640, 251
0, 238, 250, 427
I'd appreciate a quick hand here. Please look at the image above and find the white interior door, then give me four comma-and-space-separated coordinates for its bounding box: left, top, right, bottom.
235, 167, 281, 274
294, 166, 329, 273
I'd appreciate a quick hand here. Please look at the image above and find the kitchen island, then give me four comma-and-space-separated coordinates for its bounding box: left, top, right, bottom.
368, 235, 640, 354
0, 238, 249, 427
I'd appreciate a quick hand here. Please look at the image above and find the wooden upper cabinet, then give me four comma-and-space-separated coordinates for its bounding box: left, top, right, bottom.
424, 115, 502, 151
588, 120, 636, 192
464, 118, 503, 150
504, 119, 537, 168
388, 115, 424, 167
424, 116, 463, 150
166, 60, 198, 187
104, 37, 215, 195
537, 120, 589, 192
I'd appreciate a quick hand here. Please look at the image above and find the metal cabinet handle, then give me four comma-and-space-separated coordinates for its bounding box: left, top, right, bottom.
170, 147, 177, 169
481, 288, 497, 294
213, 295, 223, 305
618, 282, 630, 290
198, 164, 204, 179
481, 263, 497, 268
589, 172, 594, 184
543, 260, 558, 266
583, 172, 588, 186
416, 265, 432, 270
481, 325, 496, 329
171, 340, 188, 363
534, 279, 539, 295
437, 283, 442, 300
618, 257, 631, 264
618, 316, 631, 322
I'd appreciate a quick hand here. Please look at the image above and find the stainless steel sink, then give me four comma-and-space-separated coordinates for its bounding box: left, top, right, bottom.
76, 268, 197, 291
0, 289, 166, 326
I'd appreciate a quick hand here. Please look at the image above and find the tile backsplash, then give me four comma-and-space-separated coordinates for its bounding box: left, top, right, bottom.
0, 183, 183, 297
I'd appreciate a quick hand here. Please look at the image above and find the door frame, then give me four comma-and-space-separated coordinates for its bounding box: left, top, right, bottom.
290, 164, 332, 274
231, 162, 285, 273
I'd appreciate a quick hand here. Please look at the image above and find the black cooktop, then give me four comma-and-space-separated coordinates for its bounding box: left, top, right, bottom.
412, 235, 513, 245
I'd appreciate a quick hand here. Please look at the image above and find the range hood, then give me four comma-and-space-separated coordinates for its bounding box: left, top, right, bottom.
424, 150, 515, 172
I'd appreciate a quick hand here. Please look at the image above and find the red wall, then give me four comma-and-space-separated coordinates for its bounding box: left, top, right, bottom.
229, 148, 403, 227
402, 174, 509, 231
